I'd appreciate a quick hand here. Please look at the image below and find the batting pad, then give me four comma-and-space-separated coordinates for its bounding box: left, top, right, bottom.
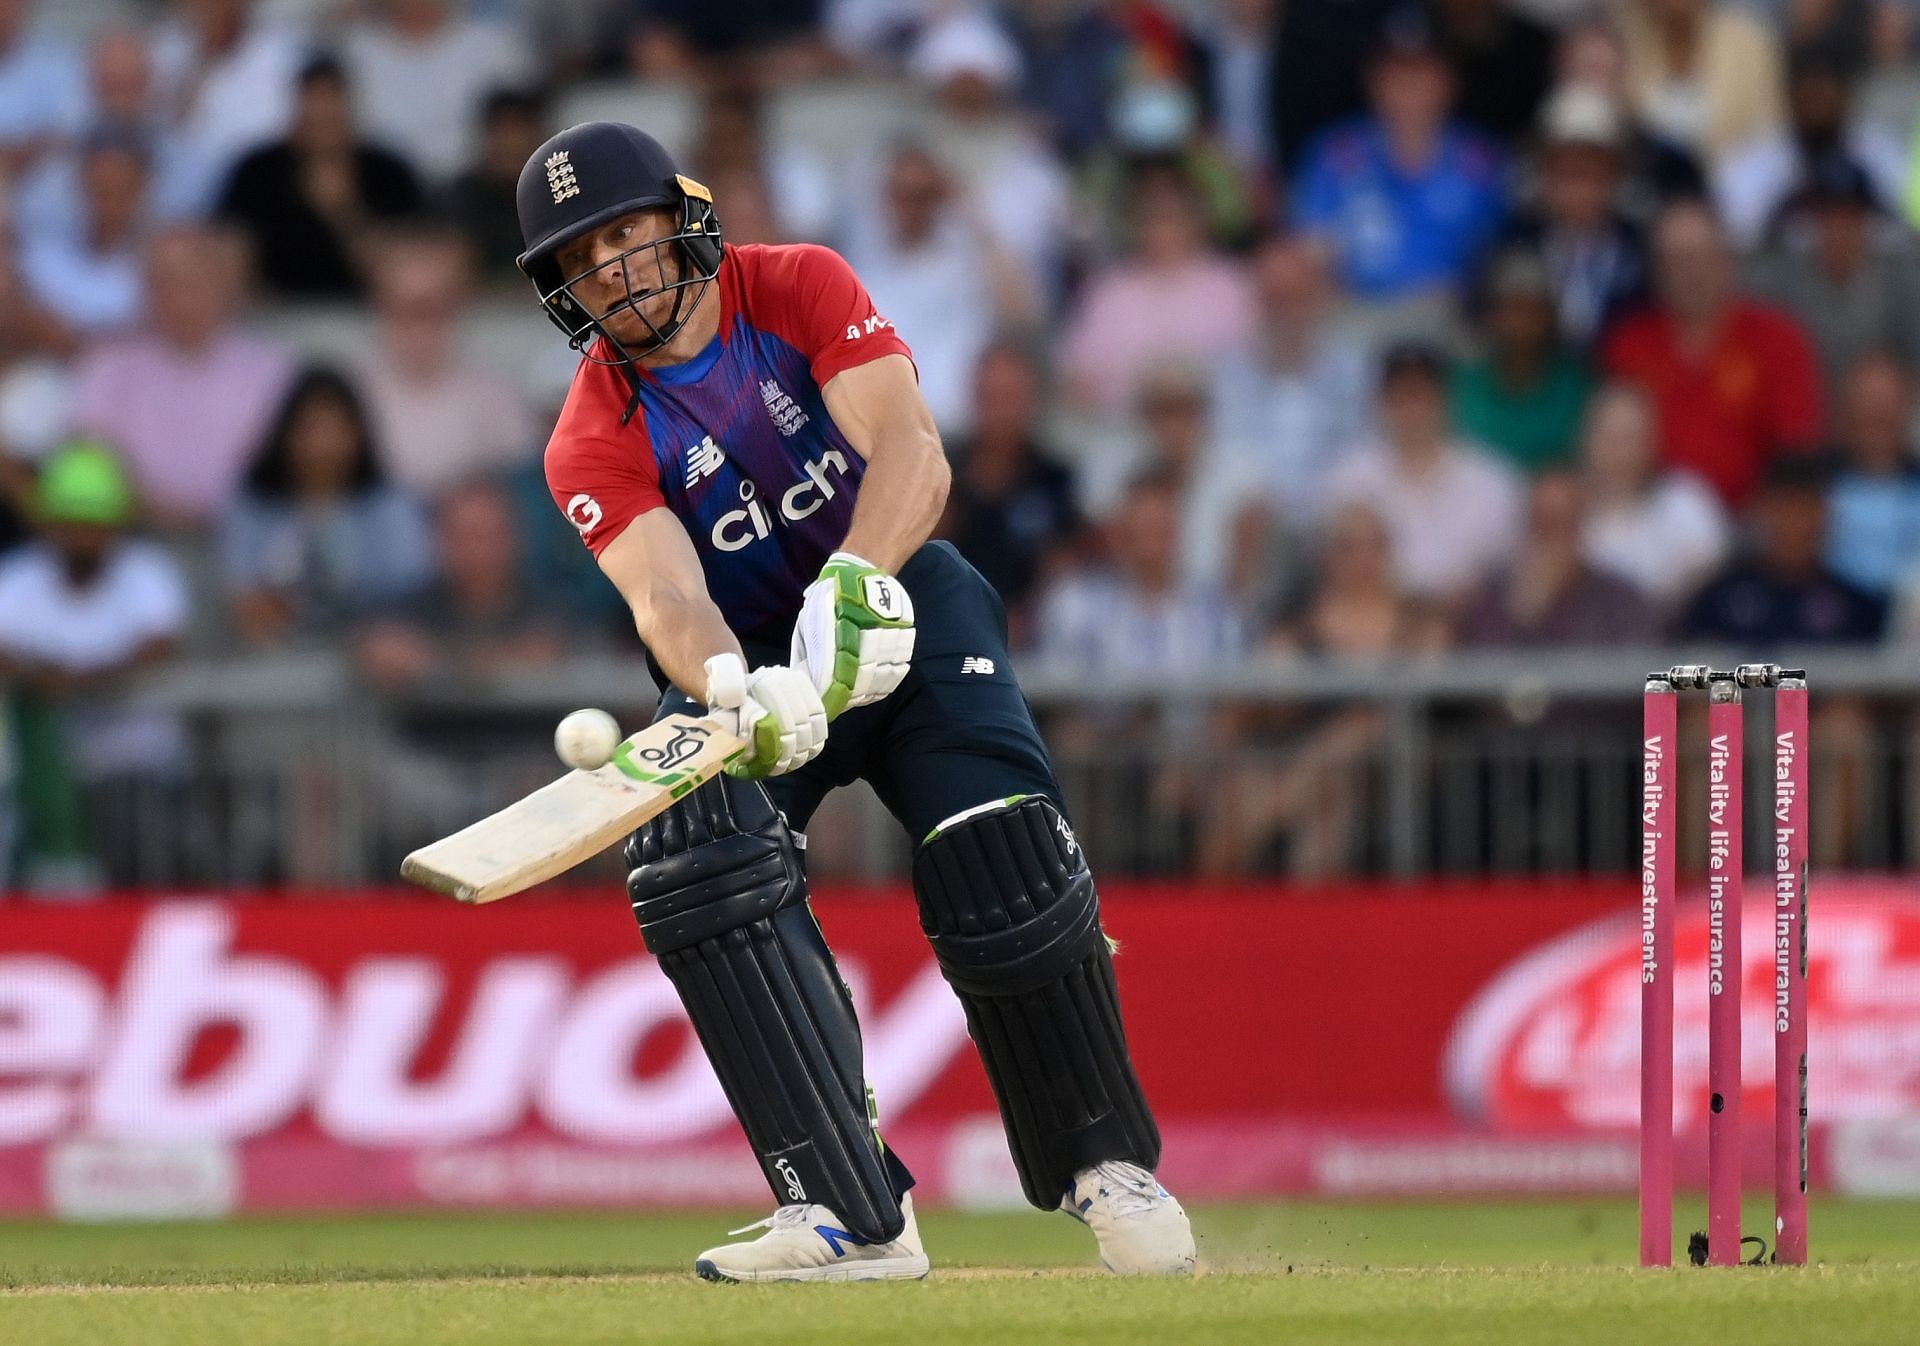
913, 796, 1162, 1209
626, 777, 905, 1244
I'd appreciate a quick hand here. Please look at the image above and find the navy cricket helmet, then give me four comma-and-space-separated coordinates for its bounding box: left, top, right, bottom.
515, 122, 723, 366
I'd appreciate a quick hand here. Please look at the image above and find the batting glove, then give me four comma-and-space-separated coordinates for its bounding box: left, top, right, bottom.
704, 653, 828, 779
790, 552, 915, 720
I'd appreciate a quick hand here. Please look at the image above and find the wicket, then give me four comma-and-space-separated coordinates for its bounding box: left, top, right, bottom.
1640, 664, 1810, 1268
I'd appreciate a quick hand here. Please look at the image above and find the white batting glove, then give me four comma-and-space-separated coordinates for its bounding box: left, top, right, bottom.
704, 652, 828, 779
791, 551, 916, 720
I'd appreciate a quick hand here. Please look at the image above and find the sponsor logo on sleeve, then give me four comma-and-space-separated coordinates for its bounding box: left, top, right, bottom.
566, 494, 603, 536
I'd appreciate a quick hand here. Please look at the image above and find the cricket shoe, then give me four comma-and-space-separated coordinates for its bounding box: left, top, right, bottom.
694, 1194, 930, 1283
1062, 1160, 1197, 1275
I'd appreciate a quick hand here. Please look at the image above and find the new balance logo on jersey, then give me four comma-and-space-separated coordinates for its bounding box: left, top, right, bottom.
761, 380, 809, 437
844, 313, 894, 341
684, 436, 726, 487
960, 657, 995, 676
711, 449, 852, 551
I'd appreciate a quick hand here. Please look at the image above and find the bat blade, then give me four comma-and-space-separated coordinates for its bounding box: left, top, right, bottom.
401, 714, 745, 903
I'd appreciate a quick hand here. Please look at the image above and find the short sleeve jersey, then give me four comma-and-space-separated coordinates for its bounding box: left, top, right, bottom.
545, 243, 913, 640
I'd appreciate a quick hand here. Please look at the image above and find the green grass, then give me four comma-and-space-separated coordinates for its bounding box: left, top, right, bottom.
2, 1200, 1916, 1345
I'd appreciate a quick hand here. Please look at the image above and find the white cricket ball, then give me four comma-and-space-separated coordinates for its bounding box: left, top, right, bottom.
554, 708, 623, 771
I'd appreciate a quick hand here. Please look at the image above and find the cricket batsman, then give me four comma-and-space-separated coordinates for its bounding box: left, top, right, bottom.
517, 123, 1193, 1282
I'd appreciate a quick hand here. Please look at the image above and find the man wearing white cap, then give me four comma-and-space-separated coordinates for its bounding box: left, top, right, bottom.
1501, 85, 1651, 350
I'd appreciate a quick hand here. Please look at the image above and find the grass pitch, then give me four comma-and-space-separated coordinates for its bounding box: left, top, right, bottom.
3, 1198, 1916, 1345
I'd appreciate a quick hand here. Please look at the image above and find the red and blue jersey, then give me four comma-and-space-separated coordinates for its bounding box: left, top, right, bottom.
544, 242, 915, 640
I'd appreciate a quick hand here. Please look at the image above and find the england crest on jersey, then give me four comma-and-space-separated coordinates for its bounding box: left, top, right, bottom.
761, 379, 809, 437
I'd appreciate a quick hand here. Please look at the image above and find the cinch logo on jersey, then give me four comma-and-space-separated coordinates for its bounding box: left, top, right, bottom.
684, 436, 726, 487
844, 314, 894, 341
711, 448, 853, 552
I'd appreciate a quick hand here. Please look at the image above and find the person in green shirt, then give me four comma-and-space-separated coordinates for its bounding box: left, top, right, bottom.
1454, 246, 1595, 471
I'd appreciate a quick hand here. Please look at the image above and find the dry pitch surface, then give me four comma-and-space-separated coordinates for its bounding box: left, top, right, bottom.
3, 1199, 1917, 1345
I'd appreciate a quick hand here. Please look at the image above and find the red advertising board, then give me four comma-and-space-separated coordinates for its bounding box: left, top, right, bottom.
1, 881, 1915, 1216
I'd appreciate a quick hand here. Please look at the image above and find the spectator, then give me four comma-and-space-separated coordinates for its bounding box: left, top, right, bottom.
1000, 0, 1210, 170
1003, 0, 1129, 160
1035, 466, 1250, 674
630, 0, 836, 83
1682, 454, 1884, 645
841, 143, 1029, 436
358, 230, 536, 498
1198, 0, 1279, 183
1197, 502, 1445, 879
1460, 470, 1660, 646
221, 368, 432, 646
1324, 341, 1525, 609
0, 441, 190, 889
1552, 17, 1707, 216
1824, 353, 1920, 597
148, 0, 307, 214
1126, 361, 1276, 605
1212, 234, 1374, 529
0, 0, 86, 178
1275, 501, 1448, 659
1453, 248, 1594, 473
343, 0, 530, 185
1060, 160, 1256, 418
0, 362, 74, 556
1290, 6, 1506, 306
1715, 42, 1907, 248
1602, 199, 1823, 506
936, 342, 1082, 641
1784, 0, 1884, 69
1618, 0, 1787, 166
1430, 0, 1555, 145
71, 225, 294, 530
1503, 86, 1653, 350
823, 0, 934, 65
443, 87, 550, 284
1268, 0, 1397, 172
1747, 154, 1920, 400
907, 9, 1072, 291
1083, 82, 1262, 256
355, 477, 566, 693
17, 125, 151, 339
1580, 382, 1732, 613
217, 54, 425, 301
13, 30, 199, 246
686, 84, 831, 243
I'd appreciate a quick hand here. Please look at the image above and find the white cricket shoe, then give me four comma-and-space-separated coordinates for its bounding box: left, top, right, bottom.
694, 1194, 930, 1283
1061, 1160, 1198, 1275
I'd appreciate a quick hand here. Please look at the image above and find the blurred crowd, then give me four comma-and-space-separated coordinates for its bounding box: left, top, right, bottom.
8, 0, 1920, 886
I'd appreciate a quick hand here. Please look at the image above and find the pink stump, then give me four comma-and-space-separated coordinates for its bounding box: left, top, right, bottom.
1641, 679, 1677, 1268
1774, 679, 1810, 1265
1707, 678, 1743, 1266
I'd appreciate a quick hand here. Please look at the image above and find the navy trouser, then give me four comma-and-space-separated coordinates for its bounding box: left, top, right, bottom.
652, 541, 1064, 839
649, 542, 1066, 1202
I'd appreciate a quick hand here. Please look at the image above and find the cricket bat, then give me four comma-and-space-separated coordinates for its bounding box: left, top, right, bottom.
401, 714, 746, 904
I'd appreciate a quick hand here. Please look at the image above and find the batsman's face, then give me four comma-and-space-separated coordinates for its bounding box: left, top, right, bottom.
556, 208, 685, 346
